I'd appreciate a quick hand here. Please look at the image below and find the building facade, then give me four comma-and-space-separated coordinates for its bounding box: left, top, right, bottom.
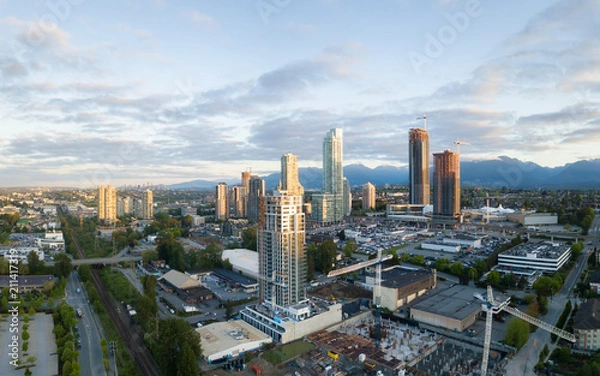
343, 178, 352, 216
409, 128, 430, 205
432, 150, 460, 220
231, 185, 247, 218
258, 190, 306, 307
247, 176, 265, 222
142, 189, 153, 220
98, 185, 117, 223
497, 241, 571, 273
362, 182, 376, 211
321, 128, 344, 222
279, 153, 304, 197
574, 298, 600, 350
215, 182, 229, 221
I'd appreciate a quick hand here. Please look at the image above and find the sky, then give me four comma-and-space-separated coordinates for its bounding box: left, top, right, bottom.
0, 0, 598, 187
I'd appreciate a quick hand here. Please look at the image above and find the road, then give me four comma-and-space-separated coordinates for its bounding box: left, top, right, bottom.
66, 272, 107, 376
503, 251, 587, 375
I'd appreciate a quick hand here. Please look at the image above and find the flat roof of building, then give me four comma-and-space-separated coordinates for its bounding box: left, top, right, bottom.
379, 267, 433, 289
500, 241, 570, 260
211, 268, 257, 286
221, 248, 258, 272
196, 320, 272, 360
411, 285, 483, 321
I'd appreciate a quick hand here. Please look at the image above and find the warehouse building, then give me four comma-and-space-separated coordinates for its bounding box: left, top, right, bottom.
410, 285, 483, 332
221, 248, 259, 280
365, 266, 437, 311
421, 240, 461, 253
506, 212, 558, 226
497, 241, 571, 273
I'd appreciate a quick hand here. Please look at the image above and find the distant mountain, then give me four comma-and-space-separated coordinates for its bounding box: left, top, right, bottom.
168, 179, 236, 190
168, 158, 600, 190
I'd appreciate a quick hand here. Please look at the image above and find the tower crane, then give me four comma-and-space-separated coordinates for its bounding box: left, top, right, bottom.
454, 138, 470, 154
474, 286, 576, 376
327, 249, 393, 347
416, 115, 428, 130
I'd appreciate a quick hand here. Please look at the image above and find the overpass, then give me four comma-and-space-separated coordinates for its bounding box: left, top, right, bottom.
47, 255, 142, 266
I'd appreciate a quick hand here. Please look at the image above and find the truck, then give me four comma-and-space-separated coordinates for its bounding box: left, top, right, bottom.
76, 309, 83, 318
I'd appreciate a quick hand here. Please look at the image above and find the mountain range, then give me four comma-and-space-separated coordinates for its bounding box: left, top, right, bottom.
168, 157, 600, 190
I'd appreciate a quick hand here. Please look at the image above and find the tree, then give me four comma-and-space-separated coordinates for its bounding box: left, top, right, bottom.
156, 232, 185, 271
77, 265, 92, 283
486, 270, 501, 285
153, 318, 202, 376
54, 253, 72, 279
316, 240, 338, 275
533, 276, 559, 297
504, 318, 529, 349
449, 262, 464, 276
435, 258, 450, 271
241, 227, 257, 251
27, 251, 44, 275
342, 239, 358, 258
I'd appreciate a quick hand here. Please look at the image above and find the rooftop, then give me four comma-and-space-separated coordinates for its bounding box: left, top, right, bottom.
379, 268, 433, 289
158, 269, 201, 290
500, 241, 570, 260
574, 299, 600, 331
411, 285, 483, 320
196, 320, 272, 360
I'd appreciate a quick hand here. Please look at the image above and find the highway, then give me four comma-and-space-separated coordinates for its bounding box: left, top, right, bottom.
66, 272, 107, 376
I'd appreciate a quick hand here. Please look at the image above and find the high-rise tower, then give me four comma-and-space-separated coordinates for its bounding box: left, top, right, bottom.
98, 185, 117, 223
258, 190, 306, 307
409, 128, 430, 205
362, 182, 376, 211
215, 182, 229, 221
247, 176, 265, 222
142, 189, 153, 220
279, 153, 304, 197
320, 128, 344, 222
433, 150, 460, 220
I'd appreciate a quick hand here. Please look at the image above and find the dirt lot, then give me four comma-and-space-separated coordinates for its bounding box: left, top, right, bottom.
308, 280, 371, 302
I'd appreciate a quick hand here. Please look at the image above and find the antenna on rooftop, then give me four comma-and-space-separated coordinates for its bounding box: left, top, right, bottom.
416, 115, 428, 130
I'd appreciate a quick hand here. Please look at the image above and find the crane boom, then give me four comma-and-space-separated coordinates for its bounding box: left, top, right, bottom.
326, 254, 393, 278
475, 286, 576, 376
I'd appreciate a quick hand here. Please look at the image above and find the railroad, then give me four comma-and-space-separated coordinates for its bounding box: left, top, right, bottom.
71, 234, 161, 376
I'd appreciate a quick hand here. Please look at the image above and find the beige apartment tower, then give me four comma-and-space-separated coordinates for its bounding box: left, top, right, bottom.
215, 182, 229, 221
142, 190, 153, 220
362, 182, 376, 211
98, 185, 117, 223
279, 153, 304, 198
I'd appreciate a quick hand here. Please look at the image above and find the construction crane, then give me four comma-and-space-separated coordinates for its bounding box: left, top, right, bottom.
474, 286, 576, 376
454, 138, 470, 154
327, 249, 393, 346
416, 115, 428, 130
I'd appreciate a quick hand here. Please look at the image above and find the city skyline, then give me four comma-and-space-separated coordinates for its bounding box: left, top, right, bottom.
0, 1, 599, 187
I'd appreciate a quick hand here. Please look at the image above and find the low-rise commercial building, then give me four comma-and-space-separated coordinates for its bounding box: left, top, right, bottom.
375, 267, 436, 311
241, 300, 342, 343
497, 241, 571, 273
421, 241, 461, 253
197, 320, 272, 363
221, 248, 259, 280
442, 234, 484, 248
410, 285, 483, 332
506, 212, 558, 226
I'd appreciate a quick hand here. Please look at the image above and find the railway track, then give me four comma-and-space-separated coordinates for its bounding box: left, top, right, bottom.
72, 234, 161, 376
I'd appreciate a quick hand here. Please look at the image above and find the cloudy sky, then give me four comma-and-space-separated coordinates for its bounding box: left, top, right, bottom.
0, 0, 598, 187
